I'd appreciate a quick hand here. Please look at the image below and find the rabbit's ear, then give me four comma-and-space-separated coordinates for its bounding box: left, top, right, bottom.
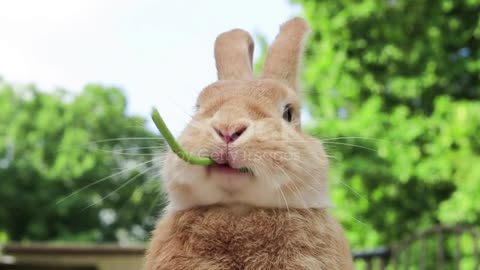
215, 29, 254, 80
261, 18, 310, 91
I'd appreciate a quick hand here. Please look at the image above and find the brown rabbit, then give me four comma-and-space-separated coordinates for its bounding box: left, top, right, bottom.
145, 18, 354, 270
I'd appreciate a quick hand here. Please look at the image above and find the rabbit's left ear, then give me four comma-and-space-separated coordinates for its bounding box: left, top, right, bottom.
215, 29, 254, 80
261, 18, 310, 91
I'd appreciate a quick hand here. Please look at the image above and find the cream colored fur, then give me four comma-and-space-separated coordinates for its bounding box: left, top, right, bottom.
145, 18, 354, 269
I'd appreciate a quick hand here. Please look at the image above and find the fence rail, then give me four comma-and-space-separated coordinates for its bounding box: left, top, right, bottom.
353, 225, 480, 270
353, 247, 391, 270
1, 225, 479, 270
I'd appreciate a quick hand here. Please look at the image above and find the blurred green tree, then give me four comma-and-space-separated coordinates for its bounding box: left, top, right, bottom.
0, 80, 166, 243
294, 0, 480, 248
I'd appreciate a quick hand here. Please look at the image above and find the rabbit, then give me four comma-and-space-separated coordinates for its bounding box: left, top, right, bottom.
145, 18, 354, 270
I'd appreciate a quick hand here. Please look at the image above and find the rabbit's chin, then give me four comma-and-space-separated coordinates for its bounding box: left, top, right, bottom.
163, 160, 331, 212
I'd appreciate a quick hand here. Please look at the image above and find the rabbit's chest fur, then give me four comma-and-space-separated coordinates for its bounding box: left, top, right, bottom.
145, 205, 353, 270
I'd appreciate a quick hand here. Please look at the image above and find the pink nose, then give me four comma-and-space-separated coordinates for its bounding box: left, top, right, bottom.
213, 124, 248, 143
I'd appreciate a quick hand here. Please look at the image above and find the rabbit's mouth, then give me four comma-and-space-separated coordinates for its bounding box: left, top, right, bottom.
211, 163, 238, 173
208, 162, 252, 192
209, 163, 250, 174
209, 151, 251, 174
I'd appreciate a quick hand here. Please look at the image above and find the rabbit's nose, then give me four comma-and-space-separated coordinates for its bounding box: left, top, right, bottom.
213, 123, 248, 143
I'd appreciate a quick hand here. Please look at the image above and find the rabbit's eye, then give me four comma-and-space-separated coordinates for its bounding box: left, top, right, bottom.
283, 104, 293, 122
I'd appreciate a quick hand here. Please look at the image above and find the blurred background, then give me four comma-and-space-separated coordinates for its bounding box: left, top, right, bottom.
0, 0, 479, 269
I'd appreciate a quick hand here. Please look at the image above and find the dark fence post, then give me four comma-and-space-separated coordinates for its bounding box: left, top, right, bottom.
352, 247, 391, 270
353, 224, 480, 269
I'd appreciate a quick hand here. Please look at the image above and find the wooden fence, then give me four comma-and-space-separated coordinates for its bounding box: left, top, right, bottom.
353, 225, 480, 270
0, 245, 144, 270
1, 225, 478, 269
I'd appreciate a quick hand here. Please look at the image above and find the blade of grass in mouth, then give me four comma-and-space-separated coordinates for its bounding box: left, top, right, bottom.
151, 108, 214, 166
151, 108, 250, 174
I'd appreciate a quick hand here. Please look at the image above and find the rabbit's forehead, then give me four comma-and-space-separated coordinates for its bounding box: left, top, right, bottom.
198, 79, 293, 106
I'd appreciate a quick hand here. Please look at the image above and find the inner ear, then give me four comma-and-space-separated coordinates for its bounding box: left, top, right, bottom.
214, 29, 254, 80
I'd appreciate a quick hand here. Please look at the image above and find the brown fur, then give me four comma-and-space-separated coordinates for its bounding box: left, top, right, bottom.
215, 29, 254, 80
145, 18, 354, 269
145, 206, 353, 270
262, 17, 310, 90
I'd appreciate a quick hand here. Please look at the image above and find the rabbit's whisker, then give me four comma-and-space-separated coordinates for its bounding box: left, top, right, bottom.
322, 142, 377, 152
92, 151, 165, 156
254, 162, 291, 219
319, 136, 381, 142
109, 145, 169, 151
56, 159, 156, 205
276, 139, 377, 151
271, 168, 291, 217
87, 137, 163, 144
274, 164, 314, 216
55, 137, 164, 153
80, 165, 156, 212
302, 162, 365, 200
287, 163, 327, 197
333, 179, 366, 200
329, 206, 371, 228
116, 173, 163, 216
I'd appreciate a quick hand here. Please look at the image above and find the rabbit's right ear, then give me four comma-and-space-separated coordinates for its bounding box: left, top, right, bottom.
215, 29, 254, 80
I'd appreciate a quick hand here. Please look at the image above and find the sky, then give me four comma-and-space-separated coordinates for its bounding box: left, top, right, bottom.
0, 0, 302, 134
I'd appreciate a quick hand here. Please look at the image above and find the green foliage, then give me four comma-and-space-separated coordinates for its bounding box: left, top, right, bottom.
0, 80, 166, 243
294, 0, 480, 249
253, 33, 269, 75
